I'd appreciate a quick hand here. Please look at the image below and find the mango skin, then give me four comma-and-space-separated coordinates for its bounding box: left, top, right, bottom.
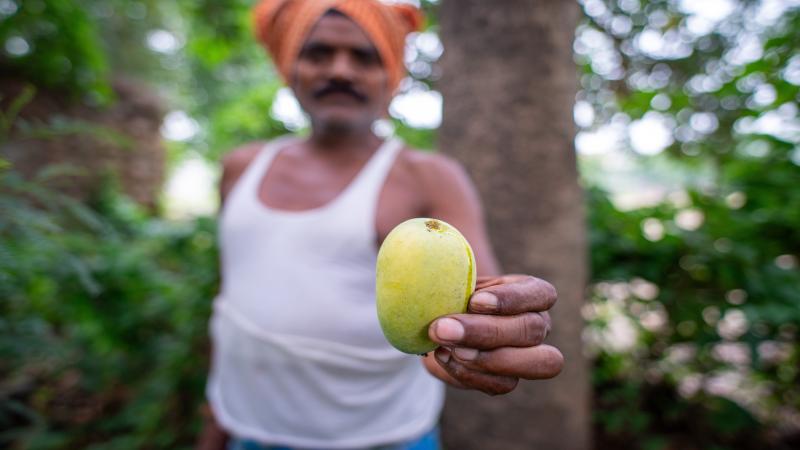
376, 218, 477, 354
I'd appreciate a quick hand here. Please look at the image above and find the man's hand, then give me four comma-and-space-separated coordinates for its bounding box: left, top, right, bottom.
425, 275, 564, 395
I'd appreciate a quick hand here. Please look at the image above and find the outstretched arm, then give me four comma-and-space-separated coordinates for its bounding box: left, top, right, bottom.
411, 153, 564, 394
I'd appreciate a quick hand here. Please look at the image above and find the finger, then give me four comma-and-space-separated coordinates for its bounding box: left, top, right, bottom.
434, 347, 519, 396
475, 276, 504, 290
540, 311, 552, 337
469, 275, 557, 315
429, 312, 548, 349
449, 345, 564, 380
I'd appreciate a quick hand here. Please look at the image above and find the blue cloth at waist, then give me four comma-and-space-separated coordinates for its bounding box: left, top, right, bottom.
227, 426, 440, 450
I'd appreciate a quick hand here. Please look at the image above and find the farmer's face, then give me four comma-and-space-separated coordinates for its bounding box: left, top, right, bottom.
291, 12, 391, 134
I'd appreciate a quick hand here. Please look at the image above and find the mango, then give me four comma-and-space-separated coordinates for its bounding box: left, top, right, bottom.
376, 218, 477, 354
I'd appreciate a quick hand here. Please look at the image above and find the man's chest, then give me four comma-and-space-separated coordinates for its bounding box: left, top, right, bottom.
257, 153, 427, 245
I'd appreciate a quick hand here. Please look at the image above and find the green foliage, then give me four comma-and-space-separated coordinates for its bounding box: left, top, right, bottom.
0, 0, 111, 102
205, 81, 291, 160
587, 183, 799, 448
579, 0, 800, 447
0, 171, 218, 449
392, 119, 437, 151
0, 84, 34, 141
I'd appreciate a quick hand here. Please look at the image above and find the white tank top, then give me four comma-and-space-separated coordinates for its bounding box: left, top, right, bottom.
207, 137, 445, 448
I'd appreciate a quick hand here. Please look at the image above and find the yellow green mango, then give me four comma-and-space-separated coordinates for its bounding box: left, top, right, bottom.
376, 218, 477, 354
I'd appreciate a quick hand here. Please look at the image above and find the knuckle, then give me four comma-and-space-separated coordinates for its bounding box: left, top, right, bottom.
460, 316, 500, 350
479, 319, 502, 348
495, 296, 509, 315
446, 359, 469, 379
492, 289, 512, 315
448, 360, 485, 387
497, 278, 531, 313
447, 357, 519, 395
448, 366, 477, 388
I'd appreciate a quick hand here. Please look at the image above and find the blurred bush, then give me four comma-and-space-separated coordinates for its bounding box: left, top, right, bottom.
0, 168, 218, 449
587, 183, 799, 449
0, 0, 110, 102
577, 1, 800, 448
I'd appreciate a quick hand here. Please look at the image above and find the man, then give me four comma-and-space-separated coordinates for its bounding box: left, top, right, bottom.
198, 1, 564, 449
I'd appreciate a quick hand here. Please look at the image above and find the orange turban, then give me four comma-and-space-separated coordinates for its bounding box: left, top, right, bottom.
253, 0, 423, 93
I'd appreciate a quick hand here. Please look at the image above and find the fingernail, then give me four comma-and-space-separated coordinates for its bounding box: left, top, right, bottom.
436, 347, 451, 364
453, 347, 478, 361
434, 318, 465, 342
471, 292, 497, 313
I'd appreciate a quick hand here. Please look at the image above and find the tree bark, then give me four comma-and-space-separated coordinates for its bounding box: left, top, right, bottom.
437, 1, 590, 449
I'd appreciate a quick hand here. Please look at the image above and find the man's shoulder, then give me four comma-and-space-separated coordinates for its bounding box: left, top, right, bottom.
396, 146, 469, 183
221, 141, 268, 173
393, 146, 480, 214
219, 139, 284, 202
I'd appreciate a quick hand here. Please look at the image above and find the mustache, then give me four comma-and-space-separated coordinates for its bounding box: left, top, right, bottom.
313, 83, 367, 103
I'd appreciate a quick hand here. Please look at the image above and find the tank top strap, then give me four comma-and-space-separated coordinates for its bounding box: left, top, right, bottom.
360, 137, 404, 190
234, 136, 296, 199
336, 137, 404, 208
225, 135, 402, 216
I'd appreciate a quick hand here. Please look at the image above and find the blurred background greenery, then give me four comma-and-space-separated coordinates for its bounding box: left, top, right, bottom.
0, 0, 798, 449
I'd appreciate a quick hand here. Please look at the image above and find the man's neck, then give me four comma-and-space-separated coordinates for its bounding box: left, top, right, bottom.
307, 127, 382, 155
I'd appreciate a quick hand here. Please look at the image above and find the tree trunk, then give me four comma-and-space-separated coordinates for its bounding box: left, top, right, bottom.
437, 1, 590, 449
